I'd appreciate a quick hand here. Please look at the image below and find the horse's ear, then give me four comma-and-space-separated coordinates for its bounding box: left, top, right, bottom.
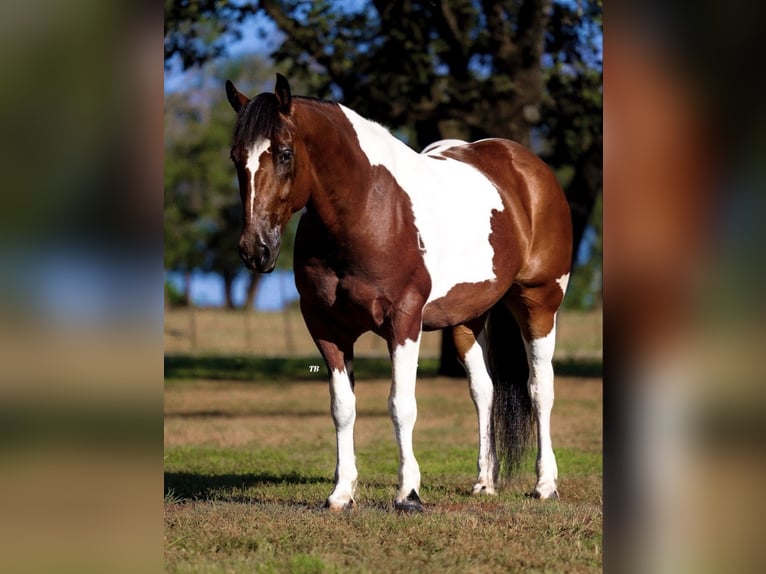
225, 80, 249, 113
275, 73, 292, 115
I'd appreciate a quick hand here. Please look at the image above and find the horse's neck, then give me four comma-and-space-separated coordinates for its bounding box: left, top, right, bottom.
296, 100, 412, 240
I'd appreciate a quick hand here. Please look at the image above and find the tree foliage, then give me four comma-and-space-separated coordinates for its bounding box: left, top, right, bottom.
164, 0, 256, 70
260, 0, 554, 149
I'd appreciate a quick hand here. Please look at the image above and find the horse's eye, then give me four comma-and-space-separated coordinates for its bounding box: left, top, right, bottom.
278, 148, 293, 164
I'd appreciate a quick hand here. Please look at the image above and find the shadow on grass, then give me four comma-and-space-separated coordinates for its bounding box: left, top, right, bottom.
164, 355, 402, 382
165, 354, 601, 382
164, 471, 332, 502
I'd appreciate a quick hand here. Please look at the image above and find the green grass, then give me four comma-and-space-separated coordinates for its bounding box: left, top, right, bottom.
165, 443, 600, 507
163, 355, 433, 383
164, 354, 601, 383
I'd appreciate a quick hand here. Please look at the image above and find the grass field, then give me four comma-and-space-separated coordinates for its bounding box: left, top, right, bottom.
164, 309, 602, 572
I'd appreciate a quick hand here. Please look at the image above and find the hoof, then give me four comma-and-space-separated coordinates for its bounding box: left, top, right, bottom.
325, 498, 354, 512
532, 488, 559, 500
394, 490, 424, 513
472, 483, 498, 496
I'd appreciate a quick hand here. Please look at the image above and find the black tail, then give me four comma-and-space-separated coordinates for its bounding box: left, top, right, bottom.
486, 302, 534, 482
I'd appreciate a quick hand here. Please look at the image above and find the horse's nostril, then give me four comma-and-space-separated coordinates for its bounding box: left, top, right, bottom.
257, 243, 271, 268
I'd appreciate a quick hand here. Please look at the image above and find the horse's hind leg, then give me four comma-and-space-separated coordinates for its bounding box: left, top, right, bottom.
525, 315, 559, 499
506, 274, 569, 499
453, 319, 499, 495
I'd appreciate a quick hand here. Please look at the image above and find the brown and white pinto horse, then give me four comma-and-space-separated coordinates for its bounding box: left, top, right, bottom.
226, 74, 572, 511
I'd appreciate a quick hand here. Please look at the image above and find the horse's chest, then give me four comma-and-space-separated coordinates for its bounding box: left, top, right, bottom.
296, 263, 390, 330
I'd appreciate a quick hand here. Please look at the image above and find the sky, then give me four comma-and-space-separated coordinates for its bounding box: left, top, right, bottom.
165, 269, 299, 311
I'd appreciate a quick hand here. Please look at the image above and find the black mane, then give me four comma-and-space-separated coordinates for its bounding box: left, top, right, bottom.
233, 93, 337, 149
233, 92, 281, 147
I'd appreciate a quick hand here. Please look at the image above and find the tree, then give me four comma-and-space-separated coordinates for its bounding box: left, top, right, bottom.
565, 191, 602, 309
164, 90, 211, 305
259, 0, 545, 147
164, 0, 256, 70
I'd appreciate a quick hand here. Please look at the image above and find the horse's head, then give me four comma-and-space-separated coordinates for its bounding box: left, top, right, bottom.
225, 74, 308, 273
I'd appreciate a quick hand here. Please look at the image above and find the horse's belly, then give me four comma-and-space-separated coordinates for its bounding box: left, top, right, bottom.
421, 277, 507, 329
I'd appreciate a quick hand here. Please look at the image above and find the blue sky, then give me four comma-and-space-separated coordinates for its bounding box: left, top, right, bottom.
165, 269, 299, 310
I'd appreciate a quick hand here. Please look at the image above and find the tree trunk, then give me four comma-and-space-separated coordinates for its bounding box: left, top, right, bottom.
183, 271, 192, 307
222, 270, 236, 309
437, 329, 466, 377
565, 142, 603, 268
244, 273, 261, 309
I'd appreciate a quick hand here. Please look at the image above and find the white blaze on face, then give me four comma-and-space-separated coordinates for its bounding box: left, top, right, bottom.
339, 106, 504, 302
245, 138, 271, 221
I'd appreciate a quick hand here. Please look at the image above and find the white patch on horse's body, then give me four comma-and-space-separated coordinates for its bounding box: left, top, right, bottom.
339, 105, 504, 303
326, 367, 358, 510
523, 317, 559, 499
462, 335, 498, 495
556, 272, 570, 295
245, 138, 271, 221
389, 334, 423, 503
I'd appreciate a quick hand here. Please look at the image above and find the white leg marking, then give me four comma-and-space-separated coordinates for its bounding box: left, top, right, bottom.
524, 318, 559, 499
389, 335, 422, 504
463, 333, 499, 495
245, 138, 271, 222
327, 367, 357, 510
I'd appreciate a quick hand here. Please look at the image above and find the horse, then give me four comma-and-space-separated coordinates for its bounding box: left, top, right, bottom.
225, 74, 572, 511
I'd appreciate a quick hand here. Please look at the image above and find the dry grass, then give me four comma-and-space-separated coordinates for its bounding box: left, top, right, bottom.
164, 307, 602, 360
165, 376, 601, 453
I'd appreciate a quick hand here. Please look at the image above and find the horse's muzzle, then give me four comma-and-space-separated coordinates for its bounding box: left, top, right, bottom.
239, 232, 280, 273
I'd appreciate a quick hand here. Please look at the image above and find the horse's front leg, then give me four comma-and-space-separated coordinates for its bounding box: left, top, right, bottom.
388, 318, 424, 512
316, 339, 357, 511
